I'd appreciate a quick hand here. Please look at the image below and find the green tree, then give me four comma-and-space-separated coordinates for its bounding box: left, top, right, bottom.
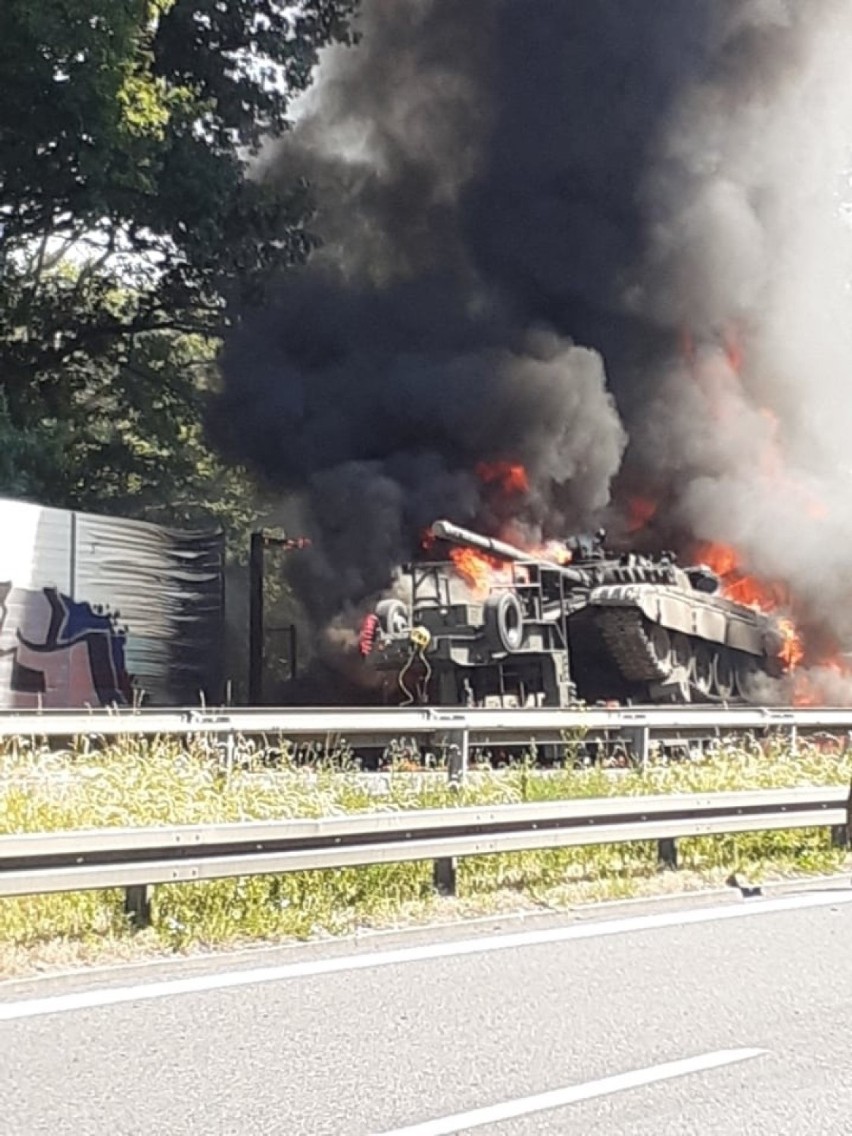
0, 0, 357, 313
0, 0, 358, 532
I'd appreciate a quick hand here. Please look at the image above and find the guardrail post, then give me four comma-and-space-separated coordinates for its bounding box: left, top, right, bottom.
433, 856, 457, 896
435, 729, 468, 892
124, 885, 153, 930
622, 726, 650, 771
657, 838, 678, 871
446, 729, 469, 787
844, 773, 852, 849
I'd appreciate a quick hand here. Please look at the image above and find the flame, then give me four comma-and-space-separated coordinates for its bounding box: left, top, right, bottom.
696, 542, 737, 579
792, 677, 820, 707
694, 541, 789, 605
693, 541, 803, 672
428, 460, 529, 595
449, 547, 510, 598
626, 496, 658, 534
791, 658, 849, 706
693, 539, 852, 701
445, 528, 570, 597
776, 617, 804, 671
538, 540, 572, 565
475, 460, 529, 495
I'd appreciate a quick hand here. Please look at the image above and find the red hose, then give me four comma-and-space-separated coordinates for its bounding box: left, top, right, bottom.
359, 612, 379, 656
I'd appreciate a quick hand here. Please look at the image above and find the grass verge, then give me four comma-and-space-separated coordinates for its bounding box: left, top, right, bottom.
1, 734, 850, 977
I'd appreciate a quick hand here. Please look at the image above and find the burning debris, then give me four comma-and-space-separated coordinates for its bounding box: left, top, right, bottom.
212, 1, 852, 705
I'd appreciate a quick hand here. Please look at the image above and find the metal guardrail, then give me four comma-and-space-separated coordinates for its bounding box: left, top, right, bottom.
2, 785, 849, 926
0, 704, 850, 739
0, 703, 846, 779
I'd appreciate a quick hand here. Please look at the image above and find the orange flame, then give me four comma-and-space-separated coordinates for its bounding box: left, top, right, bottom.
791, 657, 849, 706
475, 461, 529, 495
538, 540, 572, 565
626, 496, 658, 534
694, 542, 788, 605
449, 547, 510, 598
445, 528, 570, 596
777, 617, 804, 671
693, 541, 803, 672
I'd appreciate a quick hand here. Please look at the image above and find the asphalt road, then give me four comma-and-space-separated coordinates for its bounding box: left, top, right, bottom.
2, 885, 852, 1135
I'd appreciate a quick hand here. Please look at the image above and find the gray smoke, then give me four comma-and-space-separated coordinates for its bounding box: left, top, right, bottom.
623, 0, 852, 650
214, 0, 852, 678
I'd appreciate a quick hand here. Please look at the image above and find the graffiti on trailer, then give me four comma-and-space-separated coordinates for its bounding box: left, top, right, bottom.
0, 583, 133, 707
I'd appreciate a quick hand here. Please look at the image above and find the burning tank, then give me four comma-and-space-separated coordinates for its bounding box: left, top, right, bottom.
361, 519, 788, 707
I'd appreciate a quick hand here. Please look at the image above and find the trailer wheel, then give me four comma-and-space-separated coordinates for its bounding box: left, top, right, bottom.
375, 599, 407, 635
483, 592, 524, 652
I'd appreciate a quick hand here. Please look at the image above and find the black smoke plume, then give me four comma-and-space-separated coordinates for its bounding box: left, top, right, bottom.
213, 0, 852, 686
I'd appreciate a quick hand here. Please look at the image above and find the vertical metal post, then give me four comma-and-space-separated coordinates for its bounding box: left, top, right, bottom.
124, 885, 153, 930
224, 729, 236, 780
623, 725, 651, 772
215, 530, 227, 706
69, 509, 78, 599
638, 725, 650, 773
435, 729, 468, 895
841, 772, 852, 850
248, 531, 265, 704
446, 729, 469, 786
433, 856, 457, 896
657, 839, 678, 870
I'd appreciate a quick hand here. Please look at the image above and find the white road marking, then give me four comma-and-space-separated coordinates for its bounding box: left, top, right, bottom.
0, 890, 849, 1022
372, 1048, 767, 1135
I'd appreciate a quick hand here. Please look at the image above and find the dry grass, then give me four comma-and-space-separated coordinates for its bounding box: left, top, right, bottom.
1, 731, 849, 978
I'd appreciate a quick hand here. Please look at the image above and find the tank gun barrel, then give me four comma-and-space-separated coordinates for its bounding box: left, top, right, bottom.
431, 519, 531, 563
430, 519, 590, 587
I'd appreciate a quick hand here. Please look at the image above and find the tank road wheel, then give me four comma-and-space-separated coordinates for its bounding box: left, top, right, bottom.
691, 642, 714, 697
734, 654, 759, 700
671, 632, 691, 674
714, 650, 735, 700
648, 625, 673, 674
483, 592, 524, 653
375, 599, 408, 635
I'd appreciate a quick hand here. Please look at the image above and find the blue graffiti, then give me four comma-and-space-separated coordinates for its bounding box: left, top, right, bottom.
0, 583, 132, 707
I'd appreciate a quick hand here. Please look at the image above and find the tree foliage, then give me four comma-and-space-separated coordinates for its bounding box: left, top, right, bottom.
0, 0, 358, 538
0, 0, 357, 310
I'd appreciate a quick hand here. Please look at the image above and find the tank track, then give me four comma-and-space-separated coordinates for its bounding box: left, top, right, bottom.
596, 609, 670, 684
596, 608, 765, 704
